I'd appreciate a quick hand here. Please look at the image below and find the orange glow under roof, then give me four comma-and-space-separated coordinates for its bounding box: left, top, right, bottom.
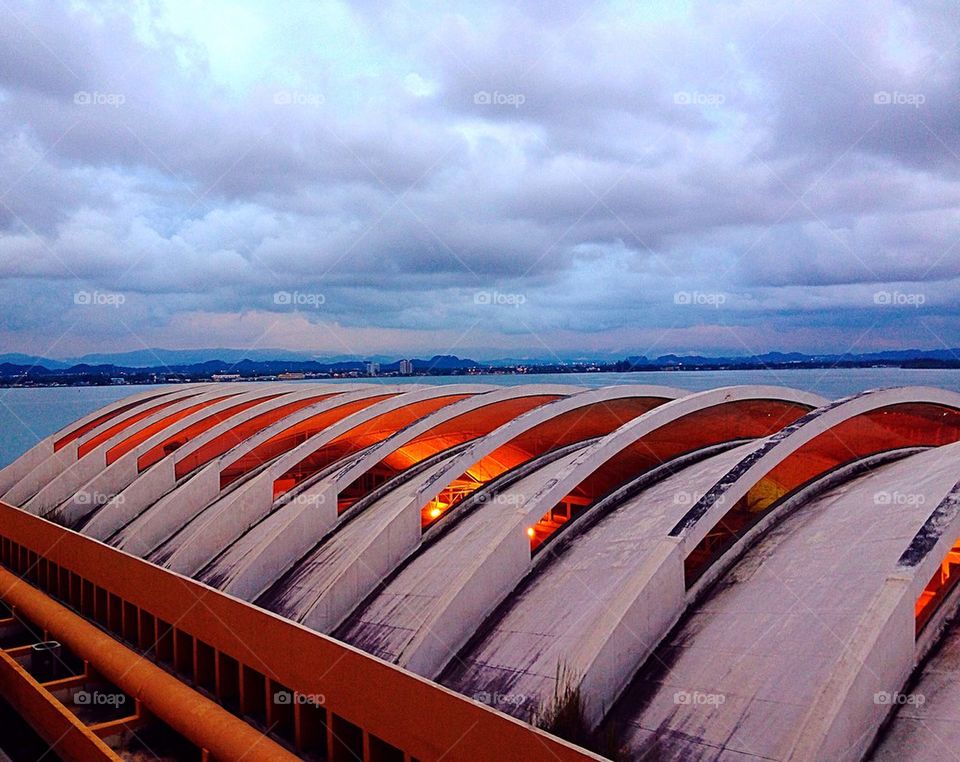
136, 393, 288, 473
220, 394, 397, 489
105, 394, 240, 465
77, 395, 201, 459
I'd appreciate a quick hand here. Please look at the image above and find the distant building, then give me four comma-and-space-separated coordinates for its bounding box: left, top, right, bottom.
110, 377, 126, 385
278, 372, 305, 380
366, 361, 380, 376
211, 373, 241, 382
399, 359, 414, 375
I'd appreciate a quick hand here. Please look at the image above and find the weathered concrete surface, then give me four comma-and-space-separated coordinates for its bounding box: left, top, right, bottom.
605, 445, 960, 761
441, 442, 757, 721
872, 612, 960, 761
260, 455, 459, 632
338, 448, 585, 676
1, 385, 209, 507
6, 382, 960, 759
198, 450, 369, 599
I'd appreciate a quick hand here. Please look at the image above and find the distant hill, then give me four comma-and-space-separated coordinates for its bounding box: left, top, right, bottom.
62, 348, 323, 368
0, 347, 957, 382
0, 354, 71, 370
0, 352, 484, 380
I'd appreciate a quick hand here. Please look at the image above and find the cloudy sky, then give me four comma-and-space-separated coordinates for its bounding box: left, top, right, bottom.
0, 0, 958, 361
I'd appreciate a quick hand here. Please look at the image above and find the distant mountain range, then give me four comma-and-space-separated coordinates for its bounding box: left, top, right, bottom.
620, 349, 960, 366
0, 347, 957, 381
0, 352, 482, 379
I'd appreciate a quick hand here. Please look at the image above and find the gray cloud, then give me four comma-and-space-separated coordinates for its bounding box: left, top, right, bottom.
0, 0, 959, 359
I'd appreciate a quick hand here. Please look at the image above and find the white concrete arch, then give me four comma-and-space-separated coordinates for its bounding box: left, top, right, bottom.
413, 384, 686, 514
276, 384, 684, 634
329, 383, 583, 504
670, 386, 960, 553
387, 386, 823, 679
0, 384, 200, 494
8, 385, 252, 512
160, 384, 494, 576
517, 385, 824, 544
210, 384, 581, 601
783, 458, 960, 761
0, 385, 208, 504
48, 384, 293, 529
557, 387, 960, 731
105, 384, 386, 557
211, 384, 402, 485
81, 383, 348, 541
605, 442, 960, 762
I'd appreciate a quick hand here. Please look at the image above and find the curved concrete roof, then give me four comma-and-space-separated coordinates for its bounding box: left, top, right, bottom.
200, 384, 580, 601
6, 381, 960, 760
605, 443, 960, 760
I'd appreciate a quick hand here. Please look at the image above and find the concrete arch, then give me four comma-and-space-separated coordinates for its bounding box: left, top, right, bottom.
0, 385, 208, 504
379, 386, 822, 679
47, 385, 293, 529
603, 442, 960, 762
80, 383, 349, 541
8, 385, 252, 512
551, 387, 960, 729
783, 462, 960, 761
267, 384, 684, 634
0, 384, 199, 494
320, 384, 581, 513
216, 385, 409, 489
206, 384, 577, 601
519, 385, 825, 552
671, 386, 960, 588
104, 384, 387, 557
413, 385, 687, 526
861, 473, 960, 761
159, 385, 493, 576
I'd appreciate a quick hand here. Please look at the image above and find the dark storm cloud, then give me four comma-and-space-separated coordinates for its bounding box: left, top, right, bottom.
0, 0, 959, 357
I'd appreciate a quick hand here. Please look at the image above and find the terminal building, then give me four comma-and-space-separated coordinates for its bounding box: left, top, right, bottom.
1, 381, 960, 760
